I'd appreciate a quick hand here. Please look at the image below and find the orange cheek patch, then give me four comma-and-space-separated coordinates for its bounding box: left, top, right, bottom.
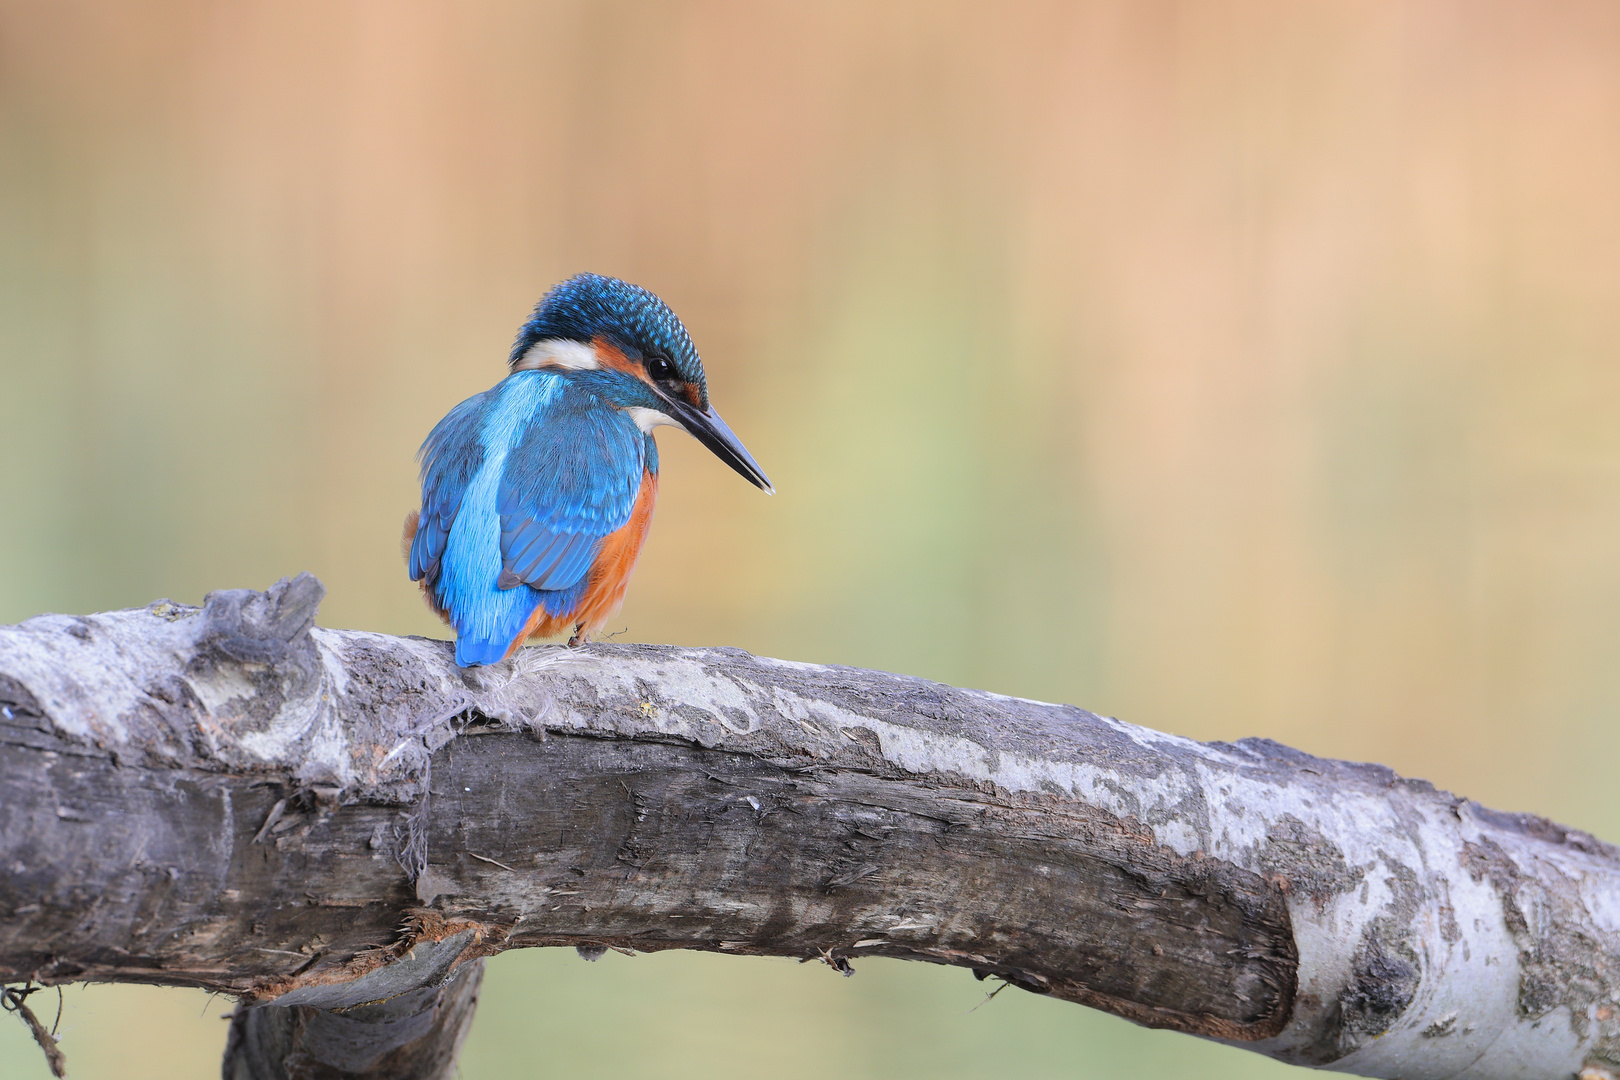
592, 337, 648, 380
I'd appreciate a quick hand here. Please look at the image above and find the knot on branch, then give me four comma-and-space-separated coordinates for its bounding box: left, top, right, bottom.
172, 573, 355, 788
194, 573, 326, 670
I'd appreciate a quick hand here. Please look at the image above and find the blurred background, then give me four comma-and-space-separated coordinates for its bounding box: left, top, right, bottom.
3, 1, 1619, 1076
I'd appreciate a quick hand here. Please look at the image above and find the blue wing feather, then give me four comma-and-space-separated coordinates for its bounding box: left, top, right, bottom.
412, 372, 647, 666
410, 391, 489, 583
499, 517, 600, 590
495, 388, 645, 591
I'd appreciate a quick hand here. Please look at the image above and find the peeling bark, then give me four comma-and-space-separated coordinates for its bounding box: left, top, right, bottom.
1, 576, 1618, 1079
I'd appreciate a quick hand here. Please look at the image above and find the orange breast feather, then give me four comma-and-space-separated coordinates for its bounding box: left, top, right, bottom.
515, 469, 659, 651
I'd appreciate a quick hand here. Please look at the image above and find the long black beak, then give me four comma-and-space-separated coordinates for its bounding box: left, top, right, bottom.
658, 392, 774, 494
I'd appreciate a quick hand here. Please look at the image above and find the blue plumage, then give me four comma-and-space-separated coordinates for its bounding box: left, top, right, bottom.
512, 273, 707, 394
411, 370, 650, 666
497, 381, 647, 589
409, 274, 772, 666
409, 392, 487, 584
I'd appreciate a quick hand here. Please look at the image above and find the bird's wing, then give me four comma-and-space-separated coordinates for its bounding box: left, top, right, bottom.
410, 391, 491, 584
496, 397, 646, 591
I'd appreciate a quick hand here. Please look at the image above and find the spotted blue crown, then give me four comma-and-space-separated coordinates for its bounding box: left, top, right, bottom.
510, 273, 707, 396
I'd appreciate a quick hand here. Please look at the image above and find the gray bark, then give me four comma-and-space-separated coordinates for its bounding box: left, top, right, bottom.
0, 575, 1617, 1079
221, 958, 483, 1080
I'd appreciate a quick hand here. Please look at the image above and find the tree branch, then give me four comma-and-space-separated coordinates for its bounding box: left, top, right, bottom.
1, 575, 1617, 1079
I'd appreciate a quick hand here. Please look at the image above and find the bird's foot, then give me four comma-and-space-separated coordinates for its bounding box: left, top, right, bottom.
566, 623, 586, 648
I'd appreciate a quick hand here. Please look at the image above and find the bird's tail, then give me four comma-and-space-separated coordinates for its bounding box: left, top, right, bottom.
452, 587, 542, 667
456, 636, 514, 667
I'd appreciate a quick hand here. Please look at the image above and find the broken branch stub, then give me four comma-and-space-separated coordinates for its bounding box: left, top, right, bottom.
0, 575, 1617, 1080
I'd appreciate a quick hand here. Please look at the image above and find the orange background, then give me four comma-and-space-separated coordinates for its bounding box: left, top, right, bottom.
3, 3, 1619, 1077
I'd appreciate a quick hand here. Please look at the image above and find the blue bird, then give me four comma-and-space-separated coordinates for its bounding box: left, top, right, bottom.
404, 274, 772, 666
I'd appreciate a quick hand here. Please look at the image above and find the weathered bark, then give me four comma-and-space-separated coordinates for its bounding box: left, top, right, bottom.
222, 957, 483, 1080
1, 575, 1618, 1079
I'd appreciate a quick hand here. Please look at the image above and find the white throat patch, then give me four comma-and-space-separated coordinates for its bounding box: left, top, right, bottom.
626, 407, 683, 434
512, 338, 598, 372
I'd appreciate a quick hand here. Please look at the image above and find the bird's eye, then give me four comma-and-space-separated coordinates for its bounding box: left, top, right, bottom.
648, 356, 674, 382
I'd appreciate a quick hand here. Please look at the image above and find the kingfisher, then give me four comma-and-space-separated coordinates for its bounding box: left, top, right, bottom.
404, 273, 772, 667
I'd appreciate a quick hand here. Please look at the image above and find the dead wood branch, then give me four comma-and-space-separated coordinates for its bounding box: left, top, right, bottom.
2, 575, 1618, 1079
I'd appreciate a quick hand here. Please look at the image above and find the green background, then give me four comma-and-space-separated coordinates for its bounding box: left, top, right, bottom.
4, 2, 1620, 1076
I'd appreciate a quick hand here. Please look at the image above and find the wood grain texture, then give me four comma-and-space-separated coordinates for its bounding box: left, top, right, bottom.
222, 958, 484, 1080
2, 576, 1619, 1079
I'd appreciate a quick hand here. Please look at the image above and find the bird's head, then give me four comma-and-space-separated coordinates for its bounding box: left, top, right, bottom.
510, 273, 772, 494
